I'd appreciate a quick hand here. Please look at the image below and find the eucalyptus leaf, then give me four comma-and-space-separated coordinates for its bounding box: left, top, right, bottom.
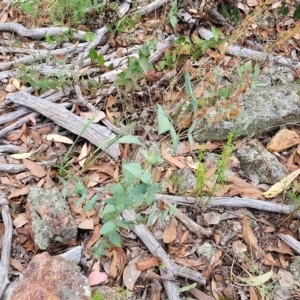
118, 135, 143, 146
157, 104, 171, 134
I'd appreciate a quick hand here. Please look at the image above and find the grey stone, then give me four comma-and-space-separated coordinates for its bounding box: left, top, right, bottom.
27, 187, 77, 250
193, 83, 300, 142
236, 141, 288, 184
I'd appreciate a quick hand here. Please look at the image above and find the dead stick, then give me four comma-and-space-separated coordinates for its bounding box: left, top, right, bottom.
0, 193, 13, 299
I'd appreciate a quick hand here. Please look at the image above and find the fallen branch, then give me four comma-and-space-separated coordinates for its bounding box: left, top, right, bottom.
122, 209, 206, 285
0, 193, 13, 299
0, 23, 87, 41
278, 233, 300, 255
155, 194, 300, 219
197, 27, 300, 70
162, 198, 212, 238
0, 164, 27, 173
7, 91, 120, 159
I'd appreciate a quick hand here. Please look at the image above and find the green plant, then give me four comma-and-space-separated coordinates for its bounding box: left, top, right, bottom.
91, 162, 161, 257
45, 29, 76, 44
216, 133, 234, 183
14, 0, 104, 26
115, 39, 157, 92
17, 66, 73, 92
171, 174, 184, 194
169, 0, 178, 31
91, 290, 103, 300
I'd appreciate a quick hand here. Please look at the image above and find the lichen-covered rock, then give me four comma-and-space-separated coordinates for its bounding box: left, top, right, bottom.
26, 187, 77, 250
193, 83, 300, 142
8, 252, 91, 300
236, 140, 288, 184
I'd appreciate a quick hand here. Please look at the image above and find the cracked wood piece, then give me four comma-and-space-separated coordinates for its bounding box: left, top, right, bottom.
0, 107, 32, 126
0, 23, 87, 41
0, 43, 88, 71
0, 163, 27, 173
159, 267, 180, 300
0, 145, 19, 154
122, 209, 206, 285
0, 194, 13, 299
0, 103, 70, 138
278, 234, 300, 255
162, 198, 213, 238
155, 194, 300, 219
7, 91, 120, 159
135, 0, 169, 14
198, 27, 300, 70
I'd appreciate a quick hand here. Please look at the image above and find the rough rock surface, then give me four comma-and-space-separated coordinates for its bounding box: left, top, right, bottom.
26, 187, 77, 250
193, 83, 300, 142
236, 140, 288, 184
7, 252, 91, 300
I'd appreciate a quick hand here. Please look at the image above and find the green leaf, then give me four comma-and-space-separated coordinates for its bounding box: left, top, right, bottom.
100, 220, 117, 235
157, 104, 171, 134
178, 283, 197, 293
238, 270, 273, 286
118, 135, 143, 146
98, 53, 105, 67
114, 183, 126, 197
294, 5, 300, 19
170, 15, 177, 30
123, 163, 143, 179
211, 26, 220, 41
101, 204, 116, 218
84, 194, 98, 211
107, 231, 121, 247
187, 120, 198, 151
144, 184, 160, 204
146, 203, 157, 227
169, 204, 177, 216
278, 2, 289, 15
127, 184, 147, 204
116, 201, 124, 212
91, 240, 110, 258
141, 170, 152, 185
140, 150, 164, 164
89, 49, 98, 63
191, 95, 198, 116
105, 196, 119, 206
170, 125, 179, 152
138, 56, 153, 73
184, 72, 192, 95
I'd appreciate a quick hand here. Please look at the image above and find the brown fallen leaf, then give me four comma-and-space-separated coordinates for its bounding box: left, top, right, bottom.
10, 258, 24, 272
86, 224, 101, 249
108, 247, 128, 279
23, 159, 47, 178
8, 186, 29, 200
267, 129, 300, 152
136, 257, 160, 271
163, 219, 177, 244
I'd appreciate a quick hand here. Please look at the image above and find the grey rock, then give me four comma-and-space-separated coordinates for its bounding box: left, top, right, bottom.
174, 167, 197, 192
236, 141, 288, 184
193, 83, 300, 142
27, 187, 77, 250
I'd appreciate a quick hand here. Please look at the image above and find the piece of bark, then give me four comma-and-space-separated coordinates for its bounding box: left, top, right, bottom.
57, 245, 82, 265
0, 145, 19, 154
198, 27, 299, 70
7, 91, 120, 159
0, 23, 87, 41
0, 163, 27, 173
159, 267, 180, 300
278, 233, 300, 255
122, 209, 206, 285
0, 193, 13, 299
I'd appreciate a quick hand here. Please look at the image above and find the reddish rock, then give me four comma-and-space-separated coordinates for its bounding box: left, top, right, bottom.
9, 252, 91, 300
